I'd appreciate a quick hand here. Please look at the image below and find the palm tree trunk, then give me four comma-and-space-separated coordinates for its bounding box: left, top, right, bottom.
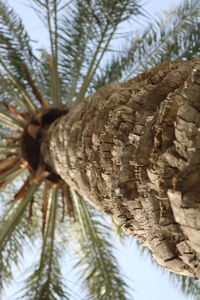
42, 60, 200, 279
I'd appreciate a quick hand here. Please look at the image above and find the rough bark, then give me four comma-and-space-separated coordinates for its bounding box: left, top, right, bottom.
42, 60, 200, 279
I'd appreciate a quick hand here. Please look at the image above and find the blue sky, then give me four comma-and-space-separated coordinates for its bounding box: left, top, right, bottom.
3, 0, 197, 299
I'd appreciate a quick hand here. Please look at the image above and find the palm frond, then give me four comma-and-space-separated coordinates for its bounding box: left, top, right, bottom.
171, 275, 200, 298
71, 191, 131, 300
0, 156, 20, 171
31, 50, 52, 103
0, 144, 19, 155
0, 0, 35, 70
21, 187, 71, 300
0, 0, 43, 111
0, 183, 39, 251
0, 71, 29, 111
0, 164, 22, 183
111, 219, 128, 243
0, 205, 32, 292
135, 240, 200, 299
0, 110, 24, 130
30, 0, 66, 107
0, 183, 40, 292
59, 0, 143, 103
0, 114, 22, 131
0, 58, 37, 113
93, 0, 200, 87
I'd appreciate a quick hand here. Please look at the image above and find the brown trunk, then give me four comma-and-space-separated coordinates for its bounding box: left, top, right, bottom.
42, 60, 200, 279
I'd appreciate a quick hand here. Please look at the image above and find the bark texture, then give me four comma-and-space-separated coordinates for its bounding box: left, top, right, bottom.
42, 60, 200, 279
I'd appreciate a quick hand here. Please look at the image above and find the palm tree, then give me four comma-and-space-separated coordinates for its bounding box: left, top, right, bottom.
0, 0, 200, 299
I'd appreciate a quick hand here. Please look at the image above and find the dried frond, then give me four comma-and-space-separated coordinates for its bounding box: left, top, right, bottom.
62, 183, 74, 218
3, 103, 28, 124
13, 177, 30, 201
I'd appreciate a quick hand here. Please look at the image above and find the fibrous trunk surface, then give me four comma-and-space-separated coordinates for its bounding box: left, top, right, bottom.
42, 60, 200, 279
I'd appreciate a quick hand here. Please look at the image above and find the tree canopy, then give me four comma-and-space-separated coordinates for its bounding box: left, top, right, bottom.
0, 0, 200, 299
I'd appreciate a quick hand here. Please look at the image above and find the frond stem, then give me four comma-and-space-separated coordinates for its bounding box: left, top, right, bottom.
76, 24, 109, 102
0, 58, 36, 113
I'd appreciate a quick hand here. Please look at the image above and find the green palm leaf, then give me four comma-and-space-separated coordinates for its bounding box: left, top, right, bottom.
59, 0, 143, 103
0, 1, 41, 111
20, 188, 71, 300
0, 183, 39, 292
71, 191, 131, 300
93, 0, 200, 87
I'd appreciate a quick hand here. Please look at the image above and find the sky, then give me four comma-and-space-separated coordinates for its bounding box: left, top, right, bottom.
2, 0, 197, 300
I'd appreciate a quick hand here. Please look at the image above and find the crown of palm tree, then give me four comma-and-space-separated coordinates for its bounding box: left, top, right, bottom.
0, 0, 200, 299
